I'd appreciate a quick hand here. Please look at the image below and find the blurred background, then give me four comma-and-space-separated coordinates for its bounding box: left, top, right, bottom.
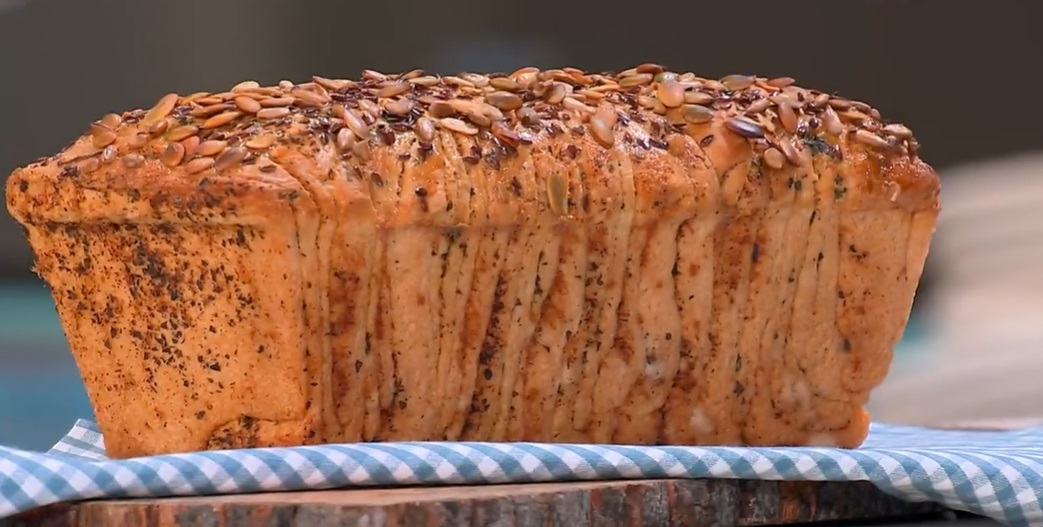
0, 0, 1040, 450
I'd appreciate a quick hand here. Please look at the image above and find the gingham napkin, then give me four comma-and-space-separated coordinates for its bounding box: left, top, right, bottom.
2, 421, 1042, 525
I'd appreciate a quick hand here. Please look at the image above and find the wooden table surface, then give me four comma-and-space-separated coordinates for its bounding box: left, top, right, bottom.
2, 478, 952, 527
3, 419, 1031, 527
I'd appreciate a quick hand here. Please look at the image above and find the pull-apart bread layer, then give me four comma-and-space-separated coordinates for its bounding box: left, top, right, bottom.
6, 65, 940, 458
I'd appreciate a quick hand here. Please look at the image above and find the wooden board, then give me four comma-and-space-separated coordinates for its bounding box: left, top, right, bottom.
2, 479, 947, 527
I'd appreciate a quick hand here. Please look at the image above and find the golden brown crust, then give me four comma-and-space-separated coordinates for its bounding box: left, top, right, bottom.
6, 65, 940, 456
6, 65, 937, 225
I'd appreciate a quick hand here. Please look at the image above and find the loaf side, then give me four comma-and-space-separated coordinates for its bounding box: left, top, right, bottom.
6, 65, 940, 456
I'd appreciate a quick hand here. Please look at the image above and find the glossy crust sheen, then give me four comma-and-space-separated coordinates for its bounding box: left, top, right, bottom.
5, 65, 940, 458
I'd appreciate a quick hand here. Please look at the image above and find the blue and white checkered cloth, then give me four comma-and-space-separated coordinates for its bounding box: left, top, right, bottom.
2, 420, 1043, 525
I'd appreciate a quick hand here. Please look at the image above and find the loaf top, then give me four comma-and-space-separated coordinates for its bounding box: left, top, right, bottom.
6, 64, 940, 225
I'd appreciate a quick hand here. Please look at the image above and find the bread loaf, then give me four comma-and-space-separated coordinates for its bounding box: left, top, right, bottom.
5, 65, 940, 458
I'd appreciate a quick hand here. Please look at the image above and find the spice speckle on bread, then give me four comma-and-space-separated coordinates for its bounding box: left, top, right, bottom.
6, 65, 940, 458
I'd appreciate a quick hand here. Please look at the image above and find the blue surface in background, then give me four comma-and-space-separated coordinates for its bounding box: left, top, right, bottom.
0, 282, 95, 450
0, 281, 926, 452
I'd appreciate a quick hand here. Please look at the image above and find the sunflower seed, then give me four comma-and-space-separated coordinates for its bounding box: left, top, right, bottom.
234, 96, 261, 114
384, 98, 414, 116
443, 75, 474, 88
408, 75, 441, 87
335, 128, 356, 152
291, 87, 329, 107
191, 103, 234, 118
181, 136, 200, 156
589, 105, 617, 147
777, 101, 798, 134
778, 137, 802, 165
461, 73, 490, 88
161, 142, 185, 167
214, 147, 246, 172
684, 91, 714, 105
636, 63, 665, 75
312, 76, 351, 92
377, 81, 410, 98
147, 118, 169, 136
197, 140, 228, 157
514, 71, 539, 89
202, 111, 241, 129
882, 123, 913, 140
185, 157, 214, 174
358, 99, 381, 119
827, 98, 852, 111
259, 97, 295, 108
562, 96, 593, 115
620, 73, 653, 88
486, 91, 524, 111
721, 74, 754, 91
439, 117, 478, 135
415, 117, 436, 142
232, 80, 261, 92
853, 129, 890, 149
746, 98, 771, 115
518, 107, 540, 126
342, 109, 370, 138
165, 124, 198, 142
766, 76, 796, 88
636, 95, 657, 110
546, 82, 568, 104
362, 69, 388, 81
257, 107, 290, 120
490, 77, 521, 91
144, 93, 179, 125
491, 121, 524, 146
351, 139, 370, 160
822, 107, 844, 135
428, 101, 455, 118
245, 135, 275, 150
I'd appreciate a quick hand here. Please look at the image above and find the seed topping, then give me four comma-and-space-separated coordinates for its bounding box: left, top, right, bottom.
64, 65, 918, 184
